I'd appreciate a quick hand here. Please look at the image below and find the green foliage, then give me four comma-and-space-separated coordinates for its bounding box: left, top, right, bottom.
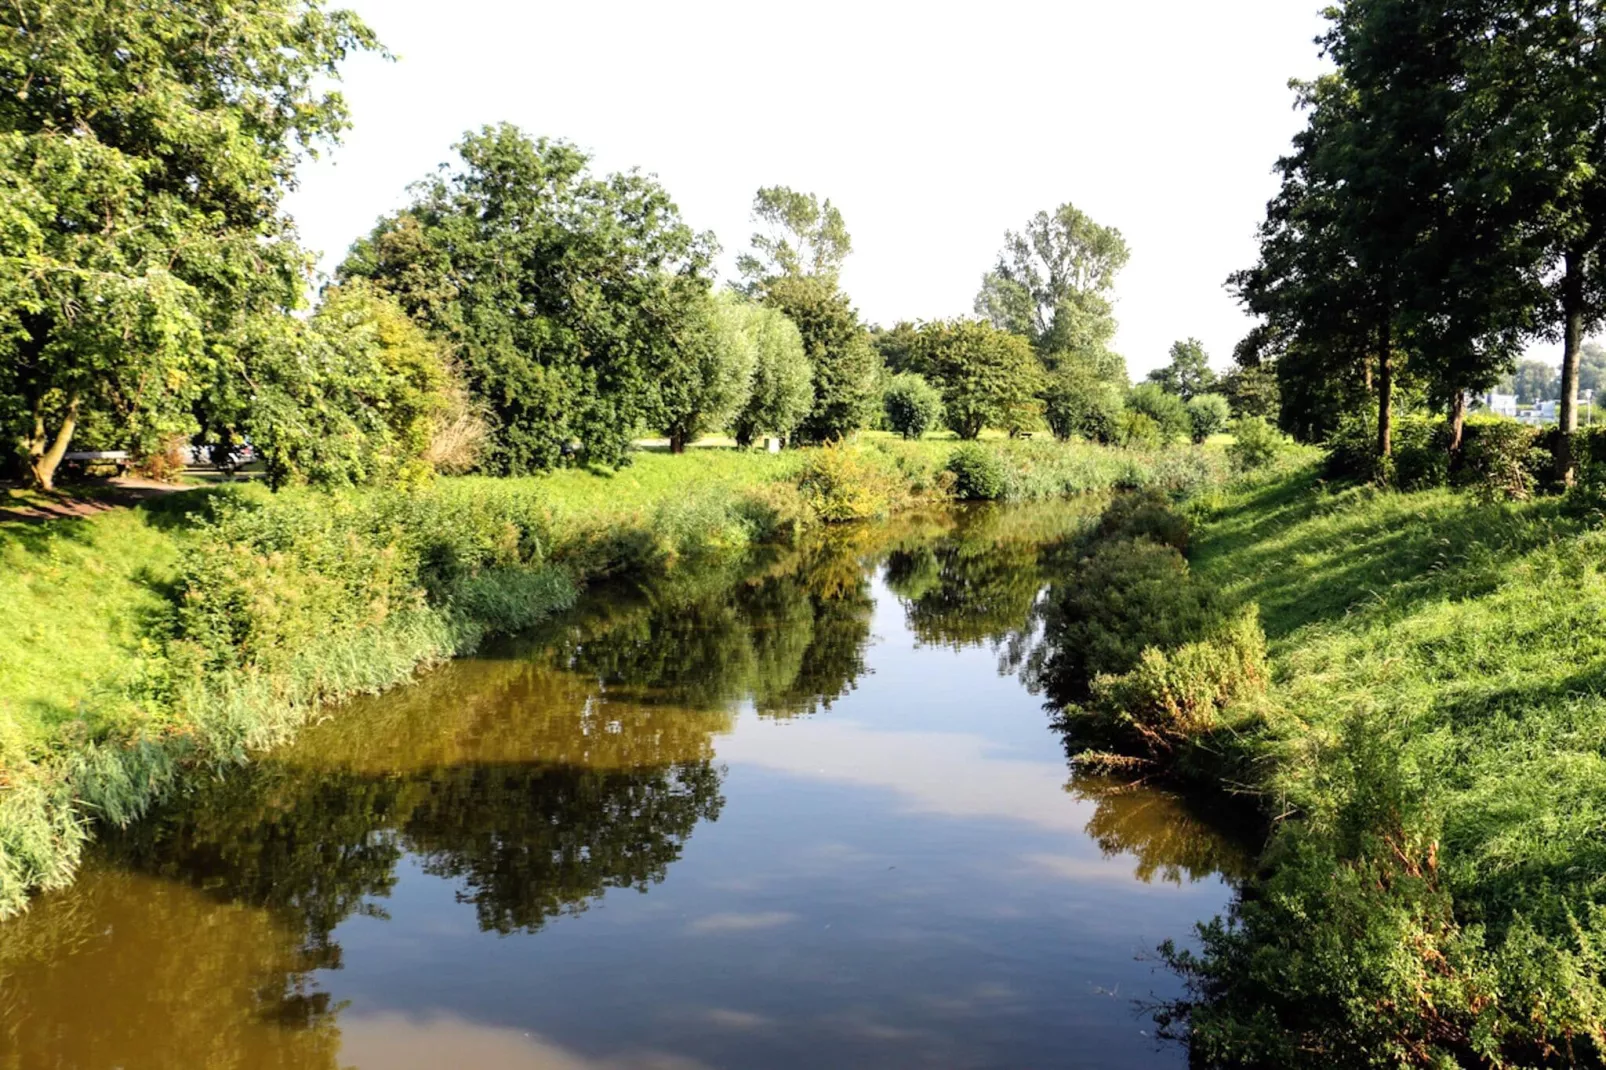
340, 124, 714, 473
794, 445, 905, 522
945, 443, 1009, 501
1457, 417, 1546, 503
974, 202, 1130, 358
1117, 410, 1162, 449
657, 290, 757, 452
1126, 384, 1191, 444
1504, 358, 1561, 405
1147, 338, 1218, 400
1095, 489, 1191, 553
0, 0, 379, 488
737, 186, 852, 286
1218, 360, 1282, 422
1043, 358, 1124, 443
1034, 536, 1234, 704
1080, 605, 1267, 757
881, 373, 943, 440
1175, 466, 1606, 1064
1185, 393, 1232, 443
1226, 416, 1289, 472
729, 299, 812, 446
249, 282, 462, 488
911, 319, 1043, 439
763, 275, 877, 444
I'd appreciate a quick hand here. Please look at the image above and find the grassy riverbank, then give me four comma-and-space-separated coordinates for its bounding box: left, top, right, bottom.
0, 437, 1224, 918
1133, 465, 1606, 1065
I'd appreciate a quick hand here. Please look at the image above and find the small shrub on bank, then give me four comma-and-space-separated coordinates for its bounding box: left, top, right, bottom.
795, 444, 906, 521
1033, 536, 1234, 703
1457, 417, 1545, 502
946, 443, 1008, 500
1077, 604, 1267, 756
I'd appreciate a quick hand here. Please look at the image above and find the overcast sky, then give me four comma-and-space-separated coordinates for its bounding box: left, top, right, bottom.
285, 0, 1333, 378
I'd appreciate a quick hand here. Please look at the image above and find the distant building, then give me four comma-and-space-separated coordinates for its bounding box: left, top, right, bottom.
1482, 392, 1519, 418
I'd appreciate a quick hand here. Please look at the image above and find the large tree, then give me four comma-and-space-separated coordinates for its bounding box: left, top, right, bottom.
738, 187, 874, 443
974, 203, 1130, 359
655, 291, 756, 454
729, 299, 812, 448
340, 125, 715, 473
736, 187, 851, 286
1147, 338, 1218, 400
0, 0, 378, 489
1467, 1, 1606, 481
911, 320, 1043, 439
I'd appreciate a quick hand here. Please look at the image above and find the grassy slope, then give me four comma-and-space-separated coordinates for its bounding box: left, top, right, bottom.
0, 508, 182, 768
1192, 465, 1606, 952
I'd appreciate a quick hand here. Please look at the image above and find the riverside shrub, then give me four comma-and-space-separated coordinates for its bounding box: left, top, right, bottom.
794, 444, 906, 521
1077, 605, 1267, 756
946, 443, 1008, 500
1457, 417, 1545, 502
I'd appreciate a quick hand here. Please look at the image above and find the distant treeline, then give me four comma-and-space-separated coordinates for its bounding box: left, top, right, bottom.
0, 1, 1262, 494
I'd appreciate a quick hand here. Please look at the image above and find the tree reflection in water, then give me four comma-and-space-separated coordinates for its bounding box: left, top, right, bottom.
0, 499, 1252, 1069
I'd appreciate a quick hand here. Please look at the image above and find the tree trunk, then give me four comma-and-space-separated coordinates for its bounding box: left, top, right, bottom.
29, 393, 79, 491
669, 430, 687, 454
1448, 389, 1467, 454
1376, 318, 1393, 461
1557, 249, 1586, 486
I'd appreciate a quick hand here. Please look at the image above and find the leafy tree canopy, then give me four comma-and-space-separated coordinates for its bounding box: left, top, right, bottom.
882, 373, 943, 440
0, 0, 380, 488
736, 186, 852, 288
339, 124, 715, 473
910, 319, 1043, 440
1147, 338, 1218, 400
727, 297, 811, 447
974, 202, 1130, 358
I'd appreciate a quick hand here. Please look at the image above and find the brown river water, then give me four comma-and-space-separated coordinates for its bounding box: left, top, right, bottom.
0, 503, 1250, 1070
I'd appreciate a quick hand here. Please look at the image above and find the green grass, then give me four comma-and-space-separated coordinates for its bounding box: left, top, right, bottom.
0, 507, 182, 766
1172, 461, 1606, 1062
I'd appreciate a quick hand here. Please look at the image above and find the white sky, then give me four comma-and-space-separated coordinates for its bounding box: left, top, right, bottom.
285, 0, 1332, 379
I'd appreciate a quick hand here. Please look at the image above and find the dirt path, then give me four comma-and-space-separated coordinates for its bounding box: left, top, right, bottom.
0, 477, 197, 524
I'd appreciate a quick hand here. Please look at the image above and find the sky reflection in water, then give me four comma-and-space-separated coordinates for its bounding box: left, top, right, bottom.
0, 503, 1249, 1070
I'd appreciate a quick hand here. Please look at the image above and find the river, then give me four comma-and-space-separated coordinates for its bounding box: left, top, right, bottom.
0, 503, 1249, 1069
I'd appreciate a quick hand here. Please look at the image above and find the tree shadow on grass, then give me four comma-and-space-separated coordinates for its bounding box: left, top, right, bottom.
1194, 471, 1582, 643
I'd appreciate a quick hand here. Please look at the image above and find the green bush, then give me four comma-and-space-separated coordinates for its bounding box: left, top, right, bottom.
1117, 409, 1163, 449
794, 444, 906, 521
1077, 604, 1267, 755
1325, 411, 1448, 489
1227, 416, 1287, 471
1391, 415, 1449, 491
1458, 417, 1545, 502
945, 442, 1009, 500
881, 373, 944, 440
1186, 393, 1232, 443
1126, 384, 1192, 444
1043, 367, 1123, 443
1034, 536, 1234, 702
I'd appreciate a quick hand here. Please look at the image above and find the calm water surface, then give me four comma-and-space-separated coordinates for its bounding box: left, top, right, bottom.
0, 505, 1249, 1069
